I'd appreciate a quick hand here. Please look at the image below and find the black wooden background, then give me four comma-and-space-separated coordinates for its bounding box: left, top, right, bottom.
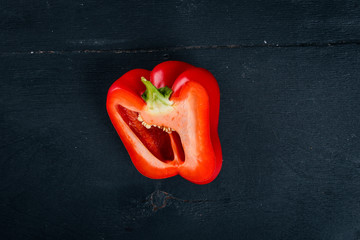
1, 0, 360, 239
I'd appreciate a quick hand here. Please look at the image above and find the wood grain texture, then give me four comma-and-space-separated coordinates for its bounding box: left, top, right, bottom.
1, 0, 360, 239
1, 0, 360, 52
1, 46, 360, 239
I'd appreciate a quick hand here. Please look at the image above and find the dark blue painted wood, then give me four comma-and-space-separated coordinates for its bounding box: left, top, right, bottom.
1, 0, 360, 52
1, 1, 360, 239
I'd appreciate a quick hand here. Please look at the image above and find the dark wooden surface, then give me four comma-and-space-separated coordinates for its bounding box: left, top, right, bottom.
1, 0, 360, 239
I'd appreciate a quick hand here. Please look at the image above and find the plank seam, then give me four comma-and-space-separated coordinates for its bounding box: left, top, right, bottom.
1, 40, 360, 55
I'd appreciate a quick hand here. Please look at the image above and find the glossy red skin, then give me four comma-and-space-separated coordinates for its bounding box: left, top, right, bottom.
107, 61, 222, 184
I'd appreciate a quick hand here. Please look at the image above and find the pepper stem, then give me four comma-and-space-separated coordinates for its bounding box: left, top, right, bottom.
141, 77, 173, 112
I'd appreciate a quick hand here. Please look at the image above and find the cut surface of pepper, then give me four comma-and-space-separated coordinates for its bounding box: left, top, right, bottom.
106, 61, 222, 184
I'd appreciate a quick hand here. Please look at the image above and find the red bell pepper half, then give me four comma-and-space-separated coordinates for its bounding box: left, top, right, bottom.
106, 61, 222, 184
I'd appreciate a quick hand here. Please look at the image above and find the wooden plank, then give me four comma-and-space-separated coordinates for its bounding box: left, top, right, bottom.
1, 0, 360, 52
1, 45, 360, 239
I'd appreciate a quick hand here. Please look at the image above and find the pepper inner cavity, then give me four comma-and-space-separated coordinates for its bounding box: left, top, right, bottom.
137, 113, 185, 163
117, 105, 174, 161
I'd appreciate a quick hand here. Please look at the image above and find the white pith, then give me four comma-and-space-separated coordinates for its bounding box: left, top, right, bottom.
137, 114, 175, 133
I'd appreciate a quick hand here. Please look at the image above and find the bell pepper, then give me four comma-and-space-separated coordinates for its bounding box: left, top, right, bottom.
106, 61, 222, 184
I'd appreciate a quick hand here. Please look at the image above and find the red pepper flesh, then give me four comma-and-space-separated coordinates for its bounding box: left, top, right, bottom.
106, 61, 222, 184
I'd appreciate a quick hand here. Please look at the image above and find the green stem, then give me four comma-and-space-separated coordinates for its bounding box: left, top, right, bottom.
141, 77, 173, 111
